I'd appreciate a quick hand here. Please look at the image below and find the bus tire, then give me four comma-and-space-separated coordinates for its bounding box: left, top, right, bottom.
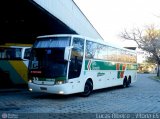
81, 80, 93, 97
122, 76, 127, 88
127, 76, 131, 87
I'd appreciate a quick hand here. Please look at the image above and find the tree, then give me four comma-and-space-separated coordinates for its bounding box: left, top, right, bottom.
121, 25, 160, 76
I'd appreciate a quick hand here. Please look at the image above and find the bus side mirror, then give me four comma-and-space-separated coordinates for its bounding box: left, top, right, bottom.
64, 46, 73, 61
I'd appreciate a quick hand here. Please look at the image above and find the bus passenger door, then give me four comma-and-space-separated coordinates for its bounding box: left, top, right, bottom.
68, 38, 84, 92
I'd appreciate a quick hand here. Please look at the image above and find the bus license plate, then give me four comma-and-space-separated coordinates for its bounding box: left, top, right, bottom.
40, 87, 47, 91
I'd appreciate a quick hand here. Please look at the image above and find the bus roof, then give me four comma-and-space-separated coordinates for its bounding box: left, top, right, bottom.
0, 43, 32, 49
37, 34, 136, 53
0, 46, 31, 49
37, 34, 89, 39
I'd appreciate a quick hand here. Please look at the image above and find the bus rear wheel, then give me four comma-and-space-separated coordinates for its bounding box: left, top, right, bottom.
81, 80, 93, 97
122, 77, 127, 88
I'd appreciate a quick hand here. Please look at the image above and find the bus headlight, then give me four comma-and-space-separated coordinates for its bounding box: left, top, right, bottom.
56, 80, 65, 85
59, 91, 64, 94
29, 88, 33, 91
29, 80, 32, 83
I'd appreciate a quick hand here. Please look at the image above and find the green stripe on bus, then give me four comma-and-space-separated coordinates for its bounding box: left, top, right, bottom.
9, 61, 28, 83
85, 60, 137, 70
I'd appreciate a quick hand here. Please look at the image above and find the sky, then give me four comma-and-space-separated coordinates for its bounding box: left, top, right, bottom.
74, 0, 160, 47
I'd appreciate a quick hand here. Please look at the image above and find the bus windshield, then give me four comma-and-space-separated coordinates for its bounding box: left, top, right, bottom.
0, 47, 22, 60
29, 48, 68, 78
29, 36, 71, 78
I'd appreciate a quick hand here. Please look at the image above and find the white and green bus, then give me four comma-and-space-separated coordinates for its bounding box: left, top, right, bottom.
28, 34, 137, 96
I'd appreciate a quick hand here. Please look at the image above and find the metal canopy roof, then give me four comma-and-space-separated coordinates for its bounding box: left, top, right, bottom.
0, 0, 103, 45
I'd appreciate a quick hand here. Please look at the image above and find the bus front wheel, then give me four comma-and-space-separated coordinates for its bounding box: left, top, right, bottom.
81, 80, 93, 97
127, 76, 131, 87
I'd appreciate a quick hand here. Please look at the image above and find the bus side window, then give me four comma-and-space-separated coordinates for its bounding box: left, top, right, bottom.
6, 49, 12, 59
68, 38, 84, 79
15, 48, 22, 59
0, 49, 5, 59
108, 47, 117, 61
24, 48, 31, 59
86, 41, 96, 59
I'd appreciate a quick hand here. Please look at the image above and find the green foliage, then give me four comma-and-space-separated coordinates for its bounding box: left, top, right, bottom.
146, 55, 156, 64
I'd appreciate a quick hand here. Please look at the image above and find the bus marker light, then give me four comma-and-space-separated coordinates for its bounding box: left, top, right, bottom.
56, 81, 64, 85
59, 91, 64, 94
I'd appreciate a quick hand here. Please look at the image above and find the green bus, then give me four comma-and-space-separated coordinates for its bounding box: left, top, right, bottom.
0, 44, 31, 88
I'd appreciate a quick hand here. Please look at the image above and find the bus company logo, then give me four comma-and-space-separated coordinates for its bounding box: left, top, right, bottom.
97, 72, 105, 77
2, 113, 7, 119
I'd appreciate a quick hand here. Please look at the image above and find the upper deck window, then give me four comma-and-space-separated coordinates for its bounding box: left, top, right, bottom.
34, 37, 71, 48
